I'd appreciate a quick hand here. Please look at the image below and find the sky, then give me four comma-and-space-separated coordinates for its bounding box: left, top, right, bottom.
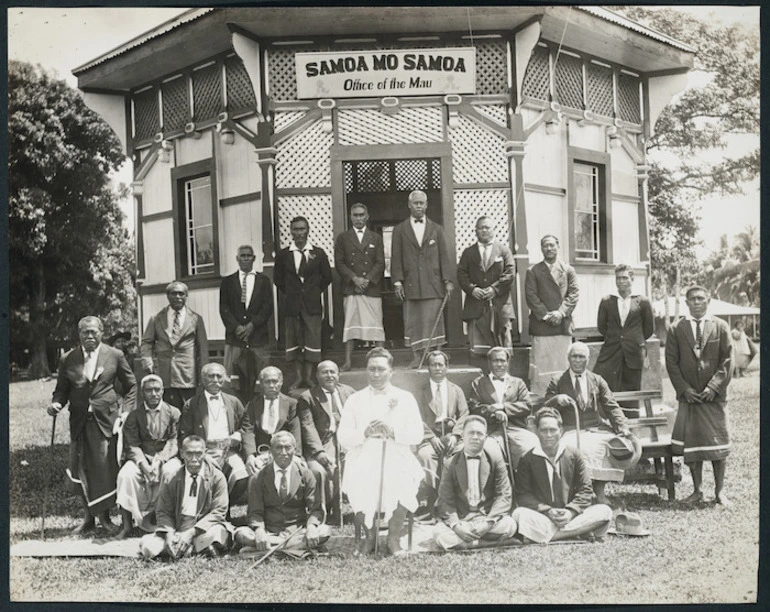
7, 6, 761, 254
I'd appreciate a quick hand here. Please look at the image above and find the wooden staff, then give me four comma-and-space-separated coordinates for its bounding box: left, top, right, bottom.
373, 438, 388, 555
334, 433, 343, 528
499, 413, 516, 510
41, 414, 57, 540
249, 527, 306, 569
418, 290, 451, 370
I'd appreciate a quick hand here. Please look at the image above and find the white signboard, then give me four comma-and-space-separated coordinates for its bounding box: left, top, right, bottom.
295, 47, 476, 99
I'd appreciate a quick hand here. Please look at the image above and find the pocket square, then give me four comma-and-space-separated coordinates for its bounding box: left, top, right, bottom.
429, 239, 436, 245
494, 256, 503, 263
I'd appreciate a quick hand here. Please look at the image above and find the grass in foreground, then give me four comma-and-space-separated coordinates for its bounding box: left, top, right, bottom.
8, 367, 760, 604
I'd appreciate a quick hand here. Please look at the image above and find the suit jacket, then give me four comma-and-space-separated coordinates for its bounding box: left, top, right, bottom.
468, 374, 532, 429
457, 241, 515, 321
525, 260, 579, 336
545, 370, 627, 432
436, 447, 512, 523
122, 401, 181, 466
273, 245, 332, 317
219, 271, 274, 348
390, 217, 454, 300
52, 343, 137, 439
515, 444, 594, 515
242, 392, 302, 457
334, 228, 385, 297
140, 306, 209, 388
665, 316, 732, 401
155, 458, 228, 534
178, 390, 247, 447
417, 380, 469, 443
246, 460, 323, 533
297, 384, 356, 458
595, 294, 654, 371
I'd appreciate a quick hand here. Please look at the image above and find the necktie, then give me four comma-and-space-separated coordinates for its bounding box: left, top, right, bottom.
172, 310, 182, 341
695, 319, 703, 350
241, 273, 248, 304
189, 474, 198, 497
279, 469, 289, 501
331, 391, 342, 423
551, 465, 565, 507
298, 250, 307, 277
482, 244, 491, 270
574, 376, 586, 411
267, 399, 277, 434
434, 383, 444, 418
149, 410, 160, 438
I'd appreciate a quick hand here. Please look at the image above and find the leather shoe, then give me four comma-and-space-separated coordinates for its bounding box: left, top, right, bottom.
683, 491, 704, 504
206, 543, 226, 558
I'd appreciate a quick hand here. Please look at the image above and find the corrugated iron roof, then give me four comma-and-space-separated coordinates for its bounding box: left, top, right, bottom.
577, 6, 697, 54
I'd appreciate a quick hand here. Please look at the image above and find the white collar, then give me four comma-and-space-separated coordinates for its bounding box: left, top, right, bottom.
82, 343, 101, 356
354, 227, 365, 233
290, 241, 313, 253
410, 216, 426, 224
570, 371, 586, 380
431, 378, 446, 387
613, 292, 634, 300
145, 402, 161, 413
185, 467, 203, 480
239, 269, 255, 276
204, 390, 223, 402
532, 440, 566, 463
489, 372, 508, 383
686, 313, 711, 322
369, 384, 392, 396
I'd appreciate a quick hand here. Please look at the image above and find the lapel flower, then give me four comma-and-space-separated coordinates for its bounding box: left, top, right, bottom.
93, 366, 105, 381
307, 251, 316, 261
388, 397, 399, 410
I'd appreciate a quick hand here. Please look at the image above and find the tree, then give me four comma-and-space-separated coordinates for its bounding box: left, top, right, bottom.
699, 226, 760, 307
9, 61, 136, 377
610, 7, 760, 296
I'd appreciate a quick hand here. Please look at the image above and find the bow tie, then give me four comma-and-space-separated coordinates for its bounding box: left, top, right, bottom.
412, 218, 424, 223
492, 376, 506, 382
466, 455, 480, 461
209, 395, 221, 402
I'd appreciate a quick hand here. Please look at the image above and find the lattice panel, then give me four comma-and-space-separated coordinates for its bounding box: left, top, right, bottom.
449, 114, 508, 184
338, 107, 443, 145
475, 40, 507, 95
474, 104, 507, 127
617, 73, 641, 123
586, 62, 614, 117
273, 111, 306, 134
522, 45, 550, 101
277, 194, 335, 263
275, 119, 333, 188
226, 55, 257, 111
133, 88, 159, 142
554, 53, 584, 110
268, 47, 299, 101
161, 76, 190, 132
192, 63, 223, 122
355, 161, 391, 192
453, 189, 511, 260
395, 159, 430, 191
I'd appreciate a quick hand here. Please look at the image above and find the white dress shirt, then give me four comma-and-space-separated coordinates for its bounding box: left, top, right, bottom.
432, 379, 449, 420
274, 464, 291, 494
686, 314, 711, 355
82, 344, 101, 381
616, 294, 633, 327
478, 241, 493, 269
262, 397, 279, 435
324, 389, 342, 433
240, 270, 256, 306
181, 468, 201, 517
465, 454, 482, 509
354, 228, 366, 243
489, 372, 508, 404
166, 306, 186, 337
205, 390, 230, 440
531, 442, 567, 503
290, 241, 314, 280
410, 217, 426, 246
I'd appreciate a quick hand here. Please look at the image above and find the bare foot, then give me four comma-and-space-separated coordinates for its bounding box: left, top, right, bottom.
340, 362, 352, 372
71, 517, 96, 536
715, 494, 732, 508
115, 525, 133, 540
99, 512, 119, 534
683, 490, 704, 504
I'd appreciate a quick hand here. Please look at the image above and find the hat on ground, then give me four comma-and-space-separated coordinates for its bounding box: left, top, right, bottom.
607, 433, 642, 469
614, 512, 650, 537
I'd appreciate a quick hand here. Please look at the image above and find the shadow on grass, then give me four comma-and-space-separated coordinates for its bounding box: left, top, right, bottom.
10, 444, 81, 519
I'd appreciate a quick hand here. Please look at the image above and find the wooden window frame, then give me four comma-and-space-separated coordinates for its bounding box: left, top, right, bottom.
567, 147, 612, 266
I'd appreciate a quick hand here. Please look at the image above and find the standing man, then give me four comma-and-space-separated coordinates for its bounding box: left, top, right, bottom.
594, 264, 654, 410
219, 245, 274, 402
415, 350, 469, 515
47, 316, 136, 534
457, 216, 516, 364
297, 360, 355, 516
525, 235, 579, 389
274, 216, 333, 389
178, 363, 250, 505
666, 286, 733, 506
391, 190, 454, 368
141, 281, 209, 409
335, 203, 386, 371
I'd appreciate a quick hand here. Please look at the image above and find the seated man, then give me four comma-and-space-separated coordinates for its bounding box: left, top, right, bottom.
178, 363, 249, 505
242, 366, 303, 477
116, 375, 182, 537
234, 431, 329, 555
468, 346, 538, 469
513, 407, 612, 543
140, 435, 232, 559
433, 416, 517, 550
338, 347, 424, 556
545, 341, 634, 505
416, 350, 468, 515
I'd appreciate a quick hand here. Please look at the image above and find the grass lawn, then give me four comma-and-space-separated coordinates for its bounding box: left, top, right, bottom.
8, 363, 760, 604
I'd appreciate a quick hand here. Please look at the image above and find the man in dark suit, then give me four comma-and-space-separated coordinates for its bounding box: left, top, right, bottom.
594, 264, 654, 410
545, 341, 633, 505
274, 216, 333, 389
415, 350, 469, 515
666, 286, 733, 506
297, 360, 355, 515
391, 190, 455, 368
141, 281, 209, 409
219, 244, 274, 402
116, 374, 181, 538
433, 416, 516, 550
525, 234, 579, 390
140, 435, 232, 559
335, 203, 386, 371
48, 316, 137, 534
468, 347, 538, 470
513, 407, 612, 543
457, 216, 516, 364
178, 363, 249, 504
242, 366, 303, 476
234, 431, 329, 555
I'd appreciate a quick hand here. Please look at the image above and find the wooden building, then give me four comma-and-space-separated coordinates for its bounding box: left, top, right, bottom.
73, 6, 694, 357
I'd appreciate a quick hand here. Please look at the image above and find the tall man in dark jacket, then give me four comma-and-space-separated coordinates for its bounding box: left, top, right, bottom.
391, 190, 455, 368
219, 244, 274, 402
274, 216, 333, 389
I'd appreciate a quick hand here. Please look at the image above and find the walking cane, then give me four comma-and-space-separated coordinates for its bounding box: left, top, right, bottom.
334, 433, 343, 528
417, 291, 452, 370
41, 414, 57, 540
373, 438, 388, 555
572, 400, 581, 450
499, 414, 516, 510
249, 527, 307, 569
